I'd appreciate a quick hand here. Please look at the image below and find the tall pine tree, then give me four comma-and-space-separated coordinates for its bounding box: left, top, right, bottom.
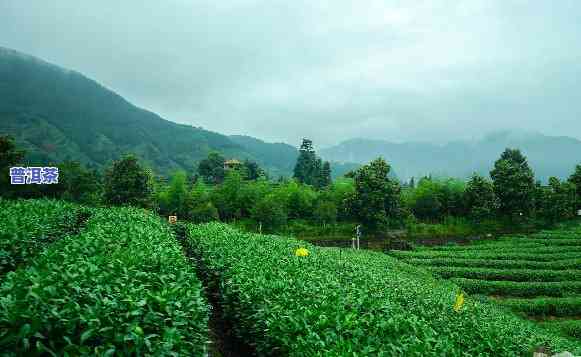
293, 139, 331, 189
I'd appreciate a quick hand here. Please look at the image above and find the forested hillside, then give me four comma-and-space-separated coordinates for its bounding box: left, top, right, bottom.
0, 47, 355, 178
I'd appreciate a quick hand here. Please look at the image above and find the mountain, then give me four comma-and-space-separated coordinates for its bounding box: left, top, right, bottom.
321, 131, 581, 182
0, 47, 302, 177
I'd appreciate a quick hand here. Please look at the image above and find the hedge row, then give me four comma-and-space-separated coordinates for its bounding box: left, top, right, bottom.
402, 258, 581, 271
451, 278, 581, 298
540, 320, 581, 340
0, 207, 209, 356
0, 199, 88, 277
429, 243, 581, 253
428, 266, 581, 283
391, 250, 580, 262
496, 297, 581, 317
186, 223, 580, 356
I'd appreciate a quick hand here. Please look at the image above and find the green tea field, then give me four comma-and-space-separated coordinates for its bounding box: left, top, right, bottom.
392, 227, 581, 341
1, 199, 580, 356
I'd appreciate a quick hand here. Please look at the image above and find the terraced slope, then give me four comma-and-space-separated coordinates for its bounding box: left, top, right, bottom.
392, 225, 581, 340
186, 223, 581, 356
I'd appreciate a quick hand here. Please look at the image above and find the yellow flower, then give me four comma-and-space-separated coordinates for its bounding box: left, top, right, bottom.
453, 292, 465, 312
295, 247, 309, 257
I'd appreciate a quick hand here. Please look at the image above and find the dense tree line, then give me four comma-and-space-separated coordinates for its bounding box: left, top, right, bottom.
1, 134, 580, 236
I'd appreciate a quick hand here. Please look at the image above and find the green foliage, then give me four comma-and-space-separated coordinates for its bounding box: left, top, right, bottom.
197, 152, 225, 184
394, 224, 581, 342
347, 157, 403, 232
0, 206, 209, 356
103, 154, 153, 208
451, 278, 581, 298
497, 297, 581, 317
535, 178, 577, 225
292, 139, 331, 189
157, 170, 190, 218
404, 257, 581, 271
191, 201, 219, 224
465, 174, 497, 221
490, 148, 536, 220
569, 164, 581, 209
53, 161, 102, 205
429, 266, 581, 282
392, 250, 580, 262
186, 223, 581, 356
313, 200, 338, 226
250, 195, 287, 232
541, 320, 581, 340
404, 177, 467, 222
0, 199, 84, 276
0, 135, 25, 198
211, 170, 244, 220
272, 180, 316, 219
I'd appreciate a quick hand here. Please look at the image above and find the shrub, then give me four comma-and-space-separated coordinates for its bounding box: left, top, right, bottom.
0, 207, 209, 356
186, 223, 580, 356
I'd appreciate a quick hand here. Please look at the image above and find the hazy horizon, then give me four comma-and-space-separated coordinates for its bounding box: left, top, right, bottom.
2, 1, 581, 147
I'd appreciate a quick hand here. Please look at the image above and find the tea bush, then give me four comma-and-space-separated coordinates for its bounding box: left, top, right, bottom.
0, 199, 86, 276
0, 207, 209, 356
404, 257, 581, 270
429, 266, 581, 282
451, 278, 581, 297
392, 250, 580, 261
497, 297, 581, 317
186, 223, 580, 356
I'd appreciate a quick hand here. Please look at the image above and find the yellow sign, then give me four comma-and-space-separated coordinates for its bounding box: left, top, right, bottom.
453, 292, 465, 312
295, 247, 309, 257
168, 216, 177, 224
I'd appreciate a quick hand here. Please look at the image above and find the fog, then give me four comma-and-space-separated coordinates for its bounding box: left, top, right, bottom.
2, 0, 581, 146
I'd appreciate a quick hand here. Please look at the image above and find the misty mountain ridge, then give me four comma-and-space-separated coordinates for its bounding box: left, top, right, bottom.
0, 46, 361, 178
321, 130, 581, 182
1, 46, 578, 183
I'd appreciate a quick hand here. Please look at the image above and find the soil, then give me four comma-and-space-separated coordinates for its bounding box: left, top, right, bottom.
171, 224, 254, 357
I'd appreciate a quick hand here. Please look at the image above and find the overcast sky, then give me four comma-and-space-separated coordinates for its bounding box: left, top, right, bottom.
1, 1, 581, 147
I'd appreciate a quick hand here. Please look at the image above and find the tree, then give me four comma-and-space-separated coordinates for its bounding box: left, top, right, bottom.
465, 174, 496, 221
198, 152, 226, 184
0, 135, 25, 197
251, 195, 287, 233
157, 171, 190, 218
103, 154, 153, 208
191, 201, 219, 224
536, 177, 576, 225
490, 148, 535, 221
318, 161, 332, 189
55, 161, 102, 205
212, 170, 243, 220
568, 164, 581, 210
273, 180, 315, 220
346, 157, 402, 232
313, 200, 337, 226
242, 159, 264, 181
293, 138, 317, 185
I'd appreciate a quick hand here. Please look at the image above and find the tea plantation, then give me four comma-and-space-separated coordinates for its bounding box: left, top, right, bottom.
1, 199, 580, 356
187, 223, 581, 356
392, 227, 581, 341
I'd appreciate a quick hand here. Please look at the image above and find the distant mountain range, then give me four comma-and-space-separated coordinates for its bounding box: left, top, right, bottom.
0, 47, 357, 178
2, 47, 578, 183
320, 131, 581, 182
